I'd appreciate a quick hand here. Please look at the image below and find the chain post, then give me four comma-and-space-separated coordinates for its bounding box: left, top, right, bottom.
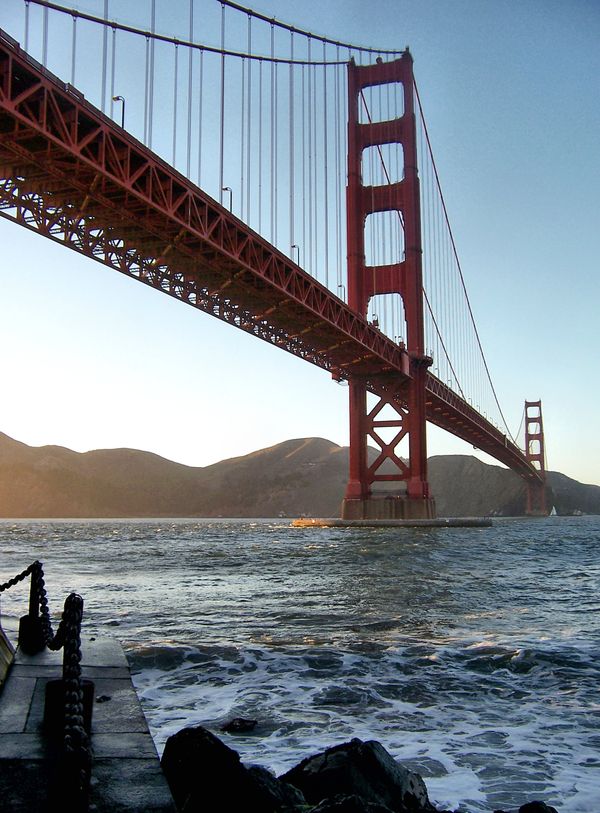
17, 561, 47, 654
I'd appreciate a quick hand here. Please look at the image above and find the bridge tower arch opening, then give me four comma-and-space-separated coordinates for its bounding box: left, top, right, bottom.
342, 51, 435, 520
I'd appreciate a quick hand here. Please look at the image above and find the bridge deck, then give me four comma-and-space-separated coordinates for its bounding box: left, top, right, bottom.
0, 634, 175, 812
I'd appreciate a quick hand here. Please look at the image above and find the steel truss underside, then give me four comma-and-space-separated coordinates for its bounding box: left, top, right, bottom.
0, 29, 542, 487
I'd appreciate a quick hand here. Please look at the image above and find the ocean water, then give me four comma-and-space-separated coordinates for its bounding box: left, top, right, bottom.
1, 516, 599, 812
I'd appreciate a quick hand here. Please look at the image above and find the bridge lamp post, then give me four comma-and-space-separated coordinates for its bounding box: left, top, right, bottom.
337, 283, 346, 301
292, 244, 300, 265
222, 186, 232, 212
112, 95, 125, 128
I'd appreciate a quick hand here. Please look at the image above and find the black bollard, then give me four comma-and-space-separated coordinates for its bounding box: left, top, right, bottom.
18, 574, 46, 654
17, 614, 46, 654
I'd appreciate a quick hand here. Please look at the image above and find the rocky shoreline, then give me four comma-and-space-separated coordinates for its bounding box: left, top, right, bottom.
160, 724, 559, 813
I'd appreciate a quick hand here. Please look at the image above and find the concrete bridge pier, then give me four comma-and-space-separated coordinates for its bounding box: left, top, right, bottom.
341, 496, 436, 521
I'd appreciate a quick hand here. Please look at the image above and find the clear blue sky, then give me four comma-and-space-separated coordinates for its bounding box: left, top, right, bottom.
1, 0, 599, 486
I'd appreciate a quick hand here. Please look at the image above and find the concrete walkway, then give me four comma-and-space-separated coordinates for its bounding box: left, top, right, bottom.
0, 635, 176, 812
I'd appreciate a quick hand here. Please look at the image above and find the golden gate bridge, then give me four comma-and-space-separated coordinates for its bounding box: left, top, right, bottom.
0, 0, 547, 518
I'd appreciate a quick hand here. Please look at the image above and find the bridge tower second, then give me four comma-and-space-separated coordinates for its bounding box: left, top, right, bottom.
524, 400, 548, 515
342, 52, 435, 520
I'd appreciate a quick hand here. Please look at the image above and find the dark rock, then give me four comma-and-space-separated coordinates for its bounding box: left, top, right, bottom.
160, 725, 306, 812
161, 726, 240, 810
281, 737, 435, 812
248, 765, 306, 809
308, 793, 394, 812
220, 716, 257, 733
493, 804, 560, 813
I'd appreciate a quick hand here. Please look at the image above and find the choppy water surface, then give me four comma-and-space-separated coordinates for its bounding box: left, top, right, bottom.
1, 516, 599, 811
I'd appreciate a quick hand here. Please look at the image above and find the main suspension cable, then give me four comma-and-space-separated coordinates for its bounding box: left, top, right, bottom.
23, 0, 399, 64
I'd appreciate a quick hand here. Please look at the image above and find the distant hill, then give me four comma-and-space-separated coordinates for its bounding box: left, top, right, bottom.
0, 432, 597, 518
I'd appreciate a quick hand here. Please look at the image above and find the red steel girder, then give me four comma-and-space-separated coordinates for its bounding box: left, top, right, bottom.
424, 374, 543, 483
0, 28, 411, 382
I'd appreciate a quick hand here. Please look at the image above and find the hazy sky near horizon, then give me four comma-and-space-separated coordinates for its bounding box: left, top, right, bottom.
1, 0, 599, 487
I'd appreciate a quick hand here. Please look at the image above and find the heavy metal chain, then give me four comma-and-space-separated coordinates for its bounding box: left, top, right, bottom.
2, 561, 93, 808
30, 560, 61, 648
60, 593, 93, 806
2, 559, 64, 649
0, 561, 37, 592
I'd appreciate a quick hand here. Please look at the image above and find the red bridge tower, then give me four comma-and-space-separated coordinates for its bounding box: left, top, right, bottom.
524, 400, 547, 515
342, 52, 435, 520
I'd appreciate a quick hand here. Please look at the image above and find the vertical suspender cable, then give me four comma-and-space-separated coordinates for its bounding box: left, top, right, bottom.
70, 14, 77, 86
307, 38, 313, 278
172, 44, 179, 168
270, 23, 275, 242
289, 31, 295, 257
42, 4, 48, 66
24, 1, 30, 53
322, 42, 329, 289
142, 10, 149, 143
240, 55, 246, 220
274, 48, 279, 244
148, 0, 156, 149
219, 3, 226, 206
197, 50, 204, 185
258, 59, 263, 234
246, 16, 252, 226
186, 0, 194, 179
100, 0, 108, 111
109, 26, 116, 121
312, 58, 318, 279
446, 229, 453, 385
298, 58, 307, 268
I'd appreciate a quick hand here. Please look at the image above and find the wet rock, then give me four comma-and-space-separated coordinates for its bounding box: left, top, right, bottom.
220, 716, 257, 733
161, 726, 238, 810
281, 737, 435, 812
307, 793, 395, 811
247, 765, 306, 809
160, 725, 306, 812
493, 803, 560, 813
